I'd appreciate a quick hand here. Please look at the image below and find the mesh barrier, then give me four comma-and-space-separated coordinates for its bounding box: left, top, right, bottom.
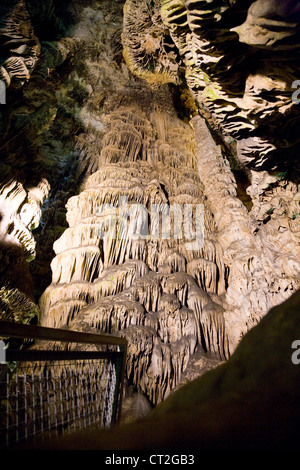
0, 322, 127, 449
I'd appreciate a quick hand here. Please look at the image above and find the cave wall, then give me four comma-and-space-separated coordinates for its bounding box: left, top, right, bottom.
0, 0, 299, 407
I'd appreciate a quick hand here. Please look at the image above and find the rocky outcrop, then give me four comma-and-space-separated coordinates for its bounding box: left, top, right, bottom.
39, 290, 300, 450
0, 0, 40, 87
233, 0, 300, 47
123, 0, 300, 172
121, 0, 300, 351
122, 0, 181, 85
40, 90, 229, 404
0, 178, 50, 297
0, 285, 40, 324
193, 115, 300, 350
0, 0, 299, 414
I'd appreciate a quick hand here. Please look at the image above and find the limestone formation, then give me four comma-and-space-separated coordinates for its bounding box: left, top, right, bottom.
123, 0, 300, 171
41, 290, 300, 450
122, 0, 181, 85
0, 178, 50, 296
40, 95, 229, 404
0, 286, 40, 324
0, 0, 299, 414
0, 0, 40, 87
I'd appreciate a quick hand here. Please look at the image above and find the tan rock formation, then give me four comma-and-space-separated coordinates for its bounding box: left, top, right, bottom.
40, 93, 229, 404
0, 0, 40, 87
0, 0, 299, 414
38, 290, 300, 450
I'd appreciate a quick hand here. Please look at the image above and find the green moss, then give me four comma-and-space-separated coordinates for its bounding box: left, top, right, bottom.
0, 287, 40, 324
204, 85, 220, 101
202, 72, 210, 85
26, 253, 35, 263
276, 171, 288, 181
180, 88, 198, 117
123, 46, 178, 85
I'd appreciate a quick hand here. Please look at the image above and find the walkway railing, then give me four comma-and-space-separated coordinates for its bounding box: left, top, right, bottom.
0, 321, 127, 448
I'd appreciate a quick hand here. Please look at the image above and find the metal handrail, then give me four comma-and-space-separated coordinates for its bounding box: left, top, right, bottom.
0, 320, 128, 447
0, 320, 127, 347
0, 320, 127, 421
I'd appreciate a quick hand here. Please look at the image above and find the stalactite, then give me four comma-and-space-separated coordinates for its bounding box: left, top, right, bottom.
51, 246, 103, 284
45, 299, 88, 329
0, 0, 299, 420
0, 286, 40, 324
75, 294, 145, 334
40, 59, 229, 404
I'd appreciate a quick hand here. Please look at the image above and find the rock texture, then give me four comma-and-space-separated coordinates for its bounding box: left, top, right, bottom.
0, 0, 40, 87
0, 0, 299, 413
38, 290, 300, 450
157, 0, 300, 171
193, 115, 300, 352
40, 89, 229, 404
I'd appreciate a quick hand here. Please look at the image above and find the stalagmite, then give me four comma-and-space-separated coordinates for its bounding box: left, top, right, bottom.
1, 0, 294, 412
40, 93, 228, 404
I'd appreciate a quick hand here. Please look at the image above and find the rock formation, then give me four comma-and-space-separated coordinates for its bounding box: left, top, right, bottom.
40, 90, 229, 404
0, 0, 299, 412
0, 0, 40, 87
38, 290, 300, 450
